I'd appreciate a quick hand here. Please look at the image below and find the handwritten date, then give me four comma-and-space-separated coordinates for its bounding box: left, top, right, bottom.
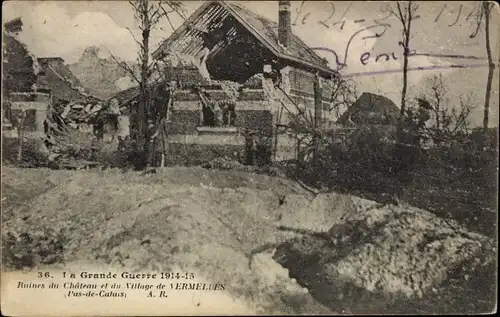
292, 1, 486, 36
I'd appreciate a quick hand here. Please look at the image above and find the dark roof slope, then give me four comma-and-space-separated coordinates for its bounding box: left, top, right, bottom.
225, 2, 328, 68
36, 57, 100, 102
2, 18, 38, 93
4, 17, 23, 33
336, 92, 400, 126
153, 1, 335, 76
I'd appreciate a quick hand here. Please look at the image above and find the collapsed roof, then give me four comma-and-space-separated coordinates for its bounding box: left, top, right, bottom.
152, 1, 337, 83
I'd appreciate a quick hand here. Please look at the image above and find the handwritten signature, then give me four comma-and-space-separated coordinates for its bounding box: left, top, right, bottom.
310, 43, 415, 70
311, 43, 491, 72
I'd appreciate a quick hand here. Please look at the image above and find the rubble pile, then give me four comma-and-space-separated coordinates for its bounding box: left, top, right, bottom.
242, 73, 264, 89
44, 97, 121, 168
216, 80, 241, 101
52, 100, 103, 123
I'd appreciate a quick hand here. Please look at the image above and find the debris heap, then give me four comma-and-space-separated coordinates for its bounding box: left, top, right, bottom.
44, 97, 120, 168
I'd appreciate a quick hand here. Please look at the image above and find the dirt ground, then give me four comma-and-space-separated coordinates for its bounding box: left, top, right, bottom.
1, 166, 496, 314
1, 166, 331, 314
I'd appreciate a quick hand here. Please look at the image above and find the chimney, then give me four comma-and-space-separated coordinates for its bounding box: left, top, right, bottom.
278, 1, 292, 48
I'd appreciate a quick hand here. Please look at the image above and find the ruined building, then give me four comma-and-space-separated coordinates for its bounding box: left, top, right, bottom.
2, 17, 120, 166
122, 1, 338, 166
2, 17, 51, 161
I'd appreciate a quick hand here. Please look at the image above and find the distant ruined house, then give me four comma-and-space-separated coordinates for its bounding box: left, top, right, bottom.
36, 58, 125, 161
117, 0, 338, 166
2, 18, 120, 164
2, 17, 51, 160
336, 92, 400, 127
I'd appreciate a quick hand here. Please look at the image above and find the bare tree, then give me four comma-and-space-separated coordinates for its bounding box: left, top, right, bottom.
471, 2, 495, 133
324, 77, 358, 122
110, 0, 185, 169
389, 1, 419, 120
426, 73, 447, 138
417, 73, 475, 142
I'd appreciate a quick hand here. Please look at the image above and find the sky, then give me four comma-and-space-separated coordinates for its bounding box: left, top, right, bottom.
3, 0, 499, 127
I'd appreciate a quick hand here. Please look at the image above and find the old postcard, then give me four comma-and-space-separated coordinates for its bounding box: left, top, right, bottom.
1, 0, 499, 315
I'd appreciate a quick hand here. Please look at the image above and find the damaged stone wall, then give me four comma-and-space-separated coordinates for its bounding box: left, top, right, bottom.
266, 66, 336, 162
146, 52, 335, 166
167, 103, 273, 135
2, 92, 51, 163
287, 67, 333, 125
159, 73, 274, 166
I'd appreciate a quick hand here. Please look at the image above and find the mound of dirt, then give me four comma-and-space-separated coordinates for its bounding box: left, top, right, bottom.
2, 167, 496, 314
273, 202, 496, 314
1, 167, 328, 314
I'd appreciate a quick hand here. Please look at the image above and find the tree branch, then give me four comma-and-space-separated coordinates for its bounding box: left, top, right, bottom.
125, 27, 143, 48
159, 4, 178, 31
106, 50, 140, 84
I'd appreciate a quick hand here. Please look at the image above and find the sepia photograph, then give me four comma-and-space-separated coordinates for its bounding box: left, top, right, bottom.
1, 0, 499, 315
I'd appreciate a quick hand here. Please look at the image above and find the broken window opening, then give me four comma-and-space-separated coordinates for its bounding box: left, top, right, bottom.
200, 101, 236, 127
221, 101, 236, 127
23, 109, 37, 131
202, 101, 217, 127
200, 100, 236, 128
